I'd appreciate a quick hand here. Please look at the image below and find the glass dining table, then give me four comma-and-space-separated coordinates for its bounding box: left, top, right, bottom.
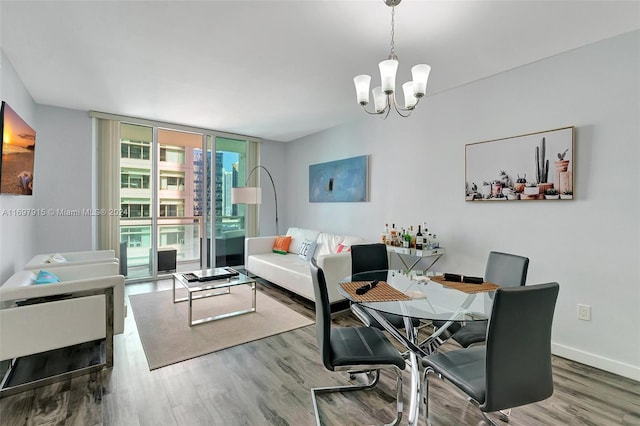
338, 270, 495, 426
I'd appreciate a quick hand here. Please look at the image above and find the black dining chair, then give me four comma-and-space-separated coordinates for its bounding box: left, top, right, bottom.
432, 251, 529, 348
310, 259, 405, 426
350, 243, 420, 331
422, 282, 559, 425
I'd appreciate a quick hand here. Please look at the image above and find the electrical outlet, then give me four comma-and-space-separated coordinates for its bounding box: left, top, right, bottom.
577, 304, 591, 321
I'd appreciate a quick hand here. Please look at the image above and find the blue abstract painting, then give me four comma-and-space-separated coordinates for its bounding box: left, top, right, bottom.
309, 155, 368, 202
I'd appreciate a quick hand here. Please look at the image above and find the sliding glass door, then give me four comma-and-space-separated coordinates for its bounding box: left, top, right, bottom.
118, 123, 252, 280
211, 136, 248, 267
119, 123, 154, 279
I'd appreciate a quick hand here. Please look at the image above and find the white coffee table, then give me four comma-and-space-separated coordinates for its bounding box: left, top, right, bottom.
172, 268, 257, 327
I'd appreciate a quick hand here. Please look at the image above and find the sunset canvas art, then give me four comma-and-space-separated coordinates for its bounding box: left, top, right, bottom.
1, 102, 36, 195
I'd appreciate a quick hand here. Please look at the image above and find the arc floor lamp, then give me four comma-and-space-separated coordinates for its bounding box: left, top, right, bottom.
231, 165, 279, 235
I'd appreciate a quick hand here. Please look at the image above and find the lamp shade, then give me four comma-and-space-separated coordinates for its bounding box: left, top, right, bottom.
372, 86, 387, 113
379, 59, 398, 94
353, 74, 371, 105
402, 81, 417, 109
231, 187, 262, 205
411, 64, 431, 97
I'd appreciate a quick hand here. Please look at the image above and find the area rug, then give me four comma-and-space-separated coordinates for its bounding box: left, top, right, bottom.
129, 286, 314, 370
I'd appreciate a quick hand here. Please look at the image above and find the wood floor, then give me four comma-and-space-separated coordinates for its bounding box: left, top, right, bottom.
1, 277, 639, 426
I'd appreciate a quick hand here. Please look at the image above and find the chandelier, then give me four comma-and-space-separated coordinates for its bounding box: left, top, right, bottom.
353, 0, 431, 118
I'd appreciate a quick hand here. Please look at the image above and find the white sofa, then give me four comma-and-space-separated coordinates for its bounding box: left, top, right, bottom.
24, 249, 118, 271
0, 262, 125, 365
245, 227, 368, 304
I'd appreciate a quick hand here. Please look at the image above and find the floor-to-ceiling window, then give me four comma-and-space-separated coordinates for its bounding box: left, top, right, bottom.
119, 123, 154, 279
112, 120, 256, 281
209, 136, 247, 267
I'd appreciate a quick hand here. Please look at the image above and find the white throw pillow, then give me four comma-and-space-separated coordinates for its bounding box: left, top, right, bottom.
47, 253, 68, 263
287, 227, 320, 255
298, 239, 318, 262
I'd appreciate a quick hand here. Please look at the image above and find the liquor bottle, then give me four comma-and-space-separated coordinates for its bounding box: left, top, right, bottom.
431, 234, 439, 249
382, 223, 389, 244
426, 233, 433, 249
390, 224, 397, 246
409, 225, 416, 248
415, 225, 423, 250
403, 228, 410, 249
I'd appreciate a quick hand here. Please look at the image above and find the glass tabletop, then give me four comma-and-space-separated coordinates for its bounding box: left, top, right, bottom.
173, 269, 255, 292
339, 270, 490, 322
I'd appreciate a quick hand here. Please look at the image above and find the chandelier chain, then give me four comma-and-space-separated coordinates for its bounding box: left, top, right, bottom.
390, 5, 395, 58
353, 0, 430, 118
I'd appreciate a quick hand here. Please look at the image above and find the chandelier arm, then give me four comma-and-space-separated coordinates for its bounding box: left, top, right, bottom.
389, 91, 417, 116
381, 105, 391, 119
360, 104, 388, 116
392, 100, 413, 117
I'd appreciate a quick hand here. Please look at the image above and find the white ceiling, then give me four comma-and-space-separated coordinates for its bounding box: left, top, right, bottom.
1, 1, 638, 142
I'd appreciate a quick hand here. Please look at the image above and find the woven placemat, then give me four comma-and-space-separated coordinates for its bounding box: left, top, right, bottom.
430, 275, 499, 293
340, 281, 412, 302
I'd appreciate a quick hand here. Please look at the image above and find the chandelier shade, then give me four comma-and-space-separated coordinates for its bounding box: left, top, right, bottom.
402, 82, 417, 108
354, 75, 372, 105
353, 0, 431, 118
372, 86, 386, 112
379, 59, 399, 94
411, 64, 431, 97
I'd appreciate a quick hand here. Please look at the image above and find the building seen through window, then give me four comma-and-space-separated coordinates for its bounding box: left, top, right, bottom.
119, 124, 248, 277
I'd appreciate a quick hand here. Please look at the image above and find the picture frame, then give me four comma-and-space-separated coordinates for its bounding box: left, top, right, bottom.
309, 155, 369, 202
1, 101, 36, 195
465, 126, 574, 202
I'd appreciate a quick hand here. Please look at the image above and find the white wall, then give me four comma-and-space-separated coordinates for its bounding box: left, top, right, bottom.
284, 31, 640, 380
0, 51, 37, 282
257, 139, 288, 237
33, 105, 94, 252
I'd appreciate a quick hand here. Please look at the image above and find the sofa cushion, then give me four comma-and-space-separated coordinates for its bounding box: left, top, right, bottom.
298, 239, 317, 262
315, 232, 367, 257
47, 253, 68, 263
341, 235, 368, 247
35, 270, 61, 285
273, 235, 293, 255
336, 243, 351, 253
287, 227, 320, 254
248, 253, 315, 300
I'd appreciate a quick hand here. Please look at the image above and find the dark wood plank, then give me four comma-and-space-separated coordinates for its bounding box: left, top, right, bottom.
0, 277, 638, 426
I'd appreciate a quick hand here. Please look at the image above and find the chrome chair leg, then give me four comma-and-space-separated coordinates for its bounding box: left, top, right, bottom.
498, 408, 512, 422
311, 367, 403, 426
350, 304, 372, 327
480, 411, 500, 426
422, 367, 435, 426
425, 368, 508, 426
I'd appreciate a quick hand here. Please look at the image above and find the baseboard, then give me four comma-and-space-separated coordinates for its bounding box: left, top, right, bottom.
552, 343, 640, 381
241, 268, 349, 314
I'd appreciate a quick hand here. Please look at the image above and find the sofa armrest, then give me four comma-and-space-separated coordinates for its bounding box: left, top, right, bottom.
1, 270, 125, 335
0, 273, 124, 361
25, 250, 117, 269
317, 252, 352, 303
61, 250, 116, 261
245, 236, 277, 266
0, 274, 122, 303
26, 262, 120, 281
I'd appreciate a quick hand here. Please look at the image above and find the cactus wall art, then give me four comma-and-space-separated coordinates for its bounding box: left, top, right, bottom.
464, 126, 574, 201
